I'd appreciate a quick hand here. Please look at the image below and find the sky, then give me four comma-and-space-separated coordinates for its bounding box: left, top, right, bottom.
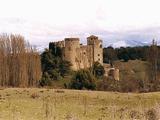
0, 0, 160, 47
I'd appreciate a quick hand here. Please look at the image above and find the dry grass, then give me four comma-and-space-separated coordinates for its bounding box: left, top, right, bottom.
114, 60, 148, 81
0, 88, 160, 120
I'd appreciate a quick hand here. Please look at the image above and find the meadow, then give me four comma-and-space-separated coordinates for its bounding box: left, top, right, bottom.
0, 88, 160, 120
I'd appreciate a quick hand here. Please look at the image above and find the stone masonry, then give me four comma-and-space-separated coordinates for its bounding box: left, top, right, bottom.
52, 35, 119, 80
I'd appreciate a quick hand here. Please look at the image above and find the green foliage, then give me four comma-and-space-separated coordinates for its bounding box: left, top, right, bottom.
59, 60, 72, 77
49, 42, 63, 57
48, 69, 61, 80
92, 62, 105, 78
103, 46, 149, 63
103, 46, 118, 63
39, 72, 51, 86
70, 70, 96, 90
40, 46, 71, 86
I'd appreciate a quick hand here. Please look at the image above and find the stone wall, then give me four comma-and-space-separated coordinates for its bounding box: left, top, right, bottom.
104, 63, 120, 81
51, 36, 103, 70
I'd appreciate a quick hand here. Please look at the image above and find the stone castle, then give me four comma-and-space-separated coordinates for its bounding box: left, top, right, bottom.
52, 35, 119, 80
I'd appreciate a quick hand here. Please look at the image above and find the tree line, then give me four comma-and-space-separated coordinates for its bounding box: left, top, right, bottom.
103, 46, 149, 63
0, 34, 41, 87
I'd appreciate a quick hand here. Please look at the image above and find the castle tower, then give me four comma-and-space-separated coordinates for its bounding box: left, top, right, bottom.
64, 38, 80, 70
87, 35, 103, 66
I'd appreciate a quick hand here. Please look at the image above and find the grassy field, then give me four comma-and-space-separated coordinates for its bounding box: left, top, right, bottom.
0, 88, 160, 120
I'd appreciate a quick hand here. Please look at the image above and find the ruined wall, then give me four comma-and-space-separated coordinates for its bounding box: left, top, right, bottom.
104, 63, 120, 81
114, 69, 119, 81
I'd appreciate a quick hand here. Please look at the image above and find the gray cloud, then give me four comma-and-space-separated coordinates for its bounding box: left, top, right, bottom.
0, 18, 160, 49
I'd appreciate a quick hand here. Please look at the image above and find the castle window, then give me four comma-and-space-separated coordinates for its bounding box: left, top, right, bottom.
98, 54, 100, 56
100, 44, 102, 48
83, 52, 86, 55
68, 47, 71, 51
98, 58, 100, 61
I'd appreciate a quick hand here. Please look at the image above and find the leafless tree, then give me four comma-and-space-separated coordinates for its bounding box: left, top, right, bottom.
0, 34, 41, 87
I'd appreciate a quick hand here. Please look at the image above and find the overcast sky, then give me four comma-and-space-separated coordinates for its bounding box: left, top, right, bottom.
0, 0, 160, 47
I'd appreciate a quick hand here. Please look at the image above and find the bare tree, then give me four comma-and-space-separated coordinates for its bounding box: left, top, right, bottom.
0, 34, 41, 87
147, 39, 159, 90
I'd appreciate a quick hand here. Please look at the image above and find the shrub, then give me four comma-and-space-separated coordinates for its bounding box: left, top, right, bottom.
92, 62, 105, 78
97, 76, 120, 91
70, 69, 96, 90
39, 72, 52, 86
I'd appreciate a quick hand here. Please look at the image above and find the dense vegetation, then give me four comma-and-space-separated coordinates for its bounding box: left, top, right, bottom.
103, 46, 149, 63
0, 34, 41, 87
70, 69, 96, 90
40, 42, 71, 86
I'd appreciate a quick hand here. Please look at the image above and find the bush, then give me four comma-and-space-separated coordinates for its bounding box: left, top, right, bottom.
70, 69, 96, 90
92, 62, 105, 78
97, 77, 120, 91
39, 72, 52, 86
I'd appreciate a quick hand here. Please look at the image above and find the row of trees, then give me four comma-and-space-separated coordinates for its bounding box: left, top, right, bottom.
0, 34, 41, 87
103, 46, 149, 63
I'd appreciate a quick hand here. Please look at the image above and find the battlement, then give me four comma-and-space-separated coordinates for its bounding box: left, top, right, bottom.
87, 35, 98, 40
65, 38, 80, 41
51, 40, 65, 48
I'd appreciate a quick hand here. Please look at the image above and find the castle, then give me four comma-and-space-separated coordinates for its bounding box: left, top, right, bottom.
52, 35, 119, 80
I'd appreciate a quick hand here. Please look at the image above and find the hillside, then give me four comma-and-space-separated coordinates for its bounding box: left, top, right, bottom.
114, 60, 148, 81
0, 88, 160, 120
